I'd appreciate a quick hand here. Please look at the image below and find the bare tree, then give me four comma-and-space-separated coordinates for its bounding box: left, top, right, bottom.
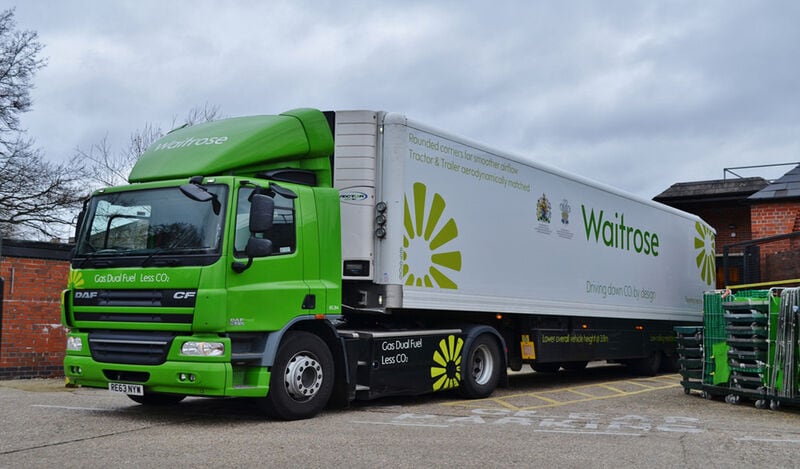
75, 123, 162, 188
0, 9, 43, 138
75, 103, 222, 188
0, 138, 85, 237
182, 103, 222, 127
0, 9, 85, 239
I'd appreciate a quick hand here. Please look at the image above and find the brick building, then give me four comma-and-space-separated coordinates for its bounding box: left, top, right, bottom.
655, 165, 800, 288
653, 177, 769, 288
747, 167, 800, 281
0, 240, 72, 379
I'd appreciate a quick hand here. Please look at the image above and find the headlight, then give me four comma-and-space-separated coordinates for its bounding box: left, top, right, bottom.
181, 341, 224, 357
66, 336, 83, 351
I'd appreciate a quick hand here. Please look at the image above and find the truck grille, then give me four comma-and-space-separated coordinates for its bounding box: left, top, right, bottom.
89, 331, 175, 365
75, 312, 193, 324
73, 289, 198, 307
71, 289, 196, 325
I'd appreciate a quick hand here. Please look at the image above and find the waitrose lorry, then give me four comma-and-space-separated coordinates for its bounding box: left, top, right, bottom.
62, 109, 715, 419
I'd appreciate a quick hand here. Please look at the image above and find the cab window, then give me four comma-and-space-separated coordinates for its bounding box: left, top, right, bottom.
234, 187, 296, 255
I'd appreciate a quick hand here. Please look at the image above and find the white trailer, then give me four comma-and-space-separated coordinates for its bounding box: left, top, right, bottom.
334, 111, 711, 317
330, 110, 714, 390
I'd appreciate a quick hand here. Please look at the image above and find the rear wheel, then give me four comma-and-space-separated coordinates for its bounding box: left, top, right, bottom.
459, 334, 502, 399
259, 331, 334, 420
629, 352, 662, 376
660, 352, 679, 372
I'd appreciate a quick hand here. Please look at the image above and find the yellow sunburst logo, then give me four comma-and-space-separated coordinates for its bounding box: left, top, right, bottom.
694, 222, 716, 286
68, 270, 85, 289
402, 182, 462, 288
430, 335, 463, 391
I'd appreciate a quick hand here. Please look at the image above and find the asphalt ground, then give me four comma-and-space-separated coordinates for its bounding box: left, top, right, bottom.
2, 364, 800, 468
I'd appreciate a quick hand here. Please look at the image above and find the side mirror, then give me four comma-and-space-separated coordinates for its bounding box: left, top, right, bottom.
74, 197, 90, 243
232, 237, 273, 273
245, 237, 272, 258
232, 194, 275, 273
180, 183, 214, 202
180, 182, 221, 215
249, 194, 274, 233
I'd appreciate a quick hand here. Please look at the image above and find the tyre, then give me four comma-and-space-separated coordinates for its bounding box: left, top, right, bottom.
127, 393, 186, 406
259, 331, 334, 420
459, 334, 502, 399
629, 352, 662, 376
659, 352, 679, 373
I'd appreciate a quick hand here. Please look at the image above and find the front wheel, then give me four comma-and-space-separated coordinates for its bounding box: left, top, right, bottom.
459, 334, 502, 399
259, 331, 334, 420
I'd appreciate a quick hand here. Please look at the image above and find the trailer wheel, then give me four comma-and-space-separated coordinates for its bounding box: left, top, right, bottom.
128, 393, 186, 406
629, 352, 662, 376
459, 334, 501, 399
259, 331, 334, 420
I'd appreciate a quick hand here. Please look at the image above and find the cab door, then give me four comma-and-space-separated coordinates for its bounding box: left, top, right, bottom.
225, 183, 310, 331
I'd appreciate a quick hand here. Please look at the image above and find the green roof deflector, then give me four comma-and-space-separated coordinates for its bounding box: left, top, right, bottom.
129, 108, 334, 183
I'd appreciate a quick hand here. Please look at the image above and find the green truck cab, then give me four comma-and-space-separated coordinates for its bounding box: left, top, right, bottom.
64, 109, 349, 419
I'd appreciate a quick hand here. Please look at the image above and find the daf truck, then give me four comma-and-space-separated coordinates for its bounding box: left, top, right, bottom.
62, 108, 715, 420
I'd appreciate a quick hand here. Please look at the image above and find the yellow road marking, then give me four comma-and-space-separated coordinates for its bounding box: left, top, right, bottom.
445, 374, 682, 411
597, 384, 626, 394
560, 389, 597, 398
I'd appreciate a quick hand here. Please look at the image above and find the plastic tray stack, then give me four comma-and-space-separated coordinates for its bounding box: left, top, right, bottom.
676, 289, 800, 410
723, 295, 770, 395
770, 288, 799, 399
674, 326, 704, 393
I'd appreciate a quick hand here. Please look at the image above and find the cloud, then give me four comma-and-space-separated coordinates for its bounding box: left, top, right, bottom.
11, 0, 800, 197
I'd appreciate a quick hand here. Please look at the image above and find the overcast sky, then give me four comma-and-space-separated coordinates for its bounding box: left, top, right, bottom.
8, 0, 800, 198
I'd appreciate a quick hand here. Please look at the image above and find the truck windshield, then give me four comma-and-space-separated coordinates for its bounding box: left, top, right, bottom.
73, 185, 227, 266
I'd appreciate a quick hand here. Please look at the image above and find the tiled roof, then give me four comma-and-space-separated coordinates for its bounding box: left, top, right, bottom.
654, 177, 769, 202
749, 165, 800, 200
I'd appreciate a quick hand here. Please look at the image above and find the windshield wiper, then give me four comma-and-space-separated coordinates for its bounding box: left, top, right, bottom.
140, 247, 211, 267
73, 247, 125, 269
140, 248, 169, 267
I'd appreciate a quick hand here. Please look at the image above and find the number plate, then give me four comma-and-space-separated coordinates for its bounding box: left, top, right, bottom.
108, 382, 144, 396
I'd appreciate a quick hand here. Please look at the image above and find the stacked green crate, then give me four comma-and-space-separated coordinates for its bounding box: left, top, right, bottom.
724, 291, 769, 393
770, 288, 798, 398
703, 292, 729, 386
674, 326, 704, 391
767, 290, 780, 396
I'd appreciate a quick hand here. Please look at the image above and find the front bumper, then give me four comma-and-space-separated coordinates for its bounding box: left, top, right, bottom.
64, 356, 270, 398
